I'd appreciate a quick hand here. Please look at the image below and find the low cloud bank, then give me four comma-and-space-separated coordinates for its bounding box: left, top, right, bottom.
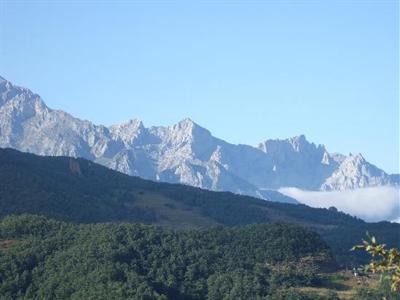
279, 186, 400, 222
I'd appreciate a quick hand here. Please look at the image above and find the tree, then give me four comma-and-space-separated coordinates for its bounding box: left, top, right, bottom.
352, 234, 400, 292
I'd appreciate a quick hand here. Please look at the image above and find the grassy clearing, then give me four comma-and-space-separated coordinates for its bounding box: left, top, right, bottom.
132, 191, 218, 228
0, 239, 18, 251
298, 271, 379, 299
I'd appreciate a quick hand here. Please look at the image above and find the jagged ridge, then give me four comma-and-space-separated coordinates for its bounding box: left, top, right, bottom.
0, 76, 397, 199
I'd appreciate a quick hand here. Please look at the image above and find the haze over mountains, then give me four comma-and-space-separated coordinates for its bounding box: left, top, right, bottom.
0, 75, 398, 204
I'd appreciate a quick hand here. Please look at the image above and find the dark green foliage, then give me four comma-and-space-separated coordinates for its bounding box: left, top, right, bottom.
0, 215, 333, 300
320, 221, 400, 267
0, 148, 399, 267
0, 148, 157, 224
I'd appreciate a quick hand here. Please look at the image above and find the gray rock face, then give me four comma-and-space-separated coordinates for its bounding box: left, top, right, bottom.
320, 154, 394, 191
0, 76, 397, 200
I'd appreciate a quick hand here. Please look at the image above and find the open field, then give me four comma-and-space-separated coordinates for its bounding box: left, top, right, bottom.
298, 271, 379, 299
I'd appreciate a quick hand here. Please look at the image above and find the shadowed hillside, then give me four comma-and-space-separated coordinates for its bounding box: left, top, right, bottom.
0, 148, 399, 266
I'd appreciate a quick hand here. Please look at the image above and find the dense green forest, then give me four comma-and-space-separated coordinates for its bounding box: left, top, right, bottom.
0, 148, 399, 268
2, 215, 398, 299
0, 214, 338, 299
0, 149, 399, 299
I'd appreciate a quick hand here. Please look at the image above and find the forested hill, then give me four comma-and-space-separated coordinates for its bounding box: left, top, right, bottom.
0, 147, 399, 266
0, 215, 335, 299
0, 147, 359, 225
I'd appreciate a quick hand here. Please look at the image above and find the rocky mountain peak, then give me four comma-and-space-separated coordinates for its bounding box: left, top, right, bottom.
109, 119, 147, 147
349, 153, 365, 162
320, 153, 390, 191
173, 118, 208, 134
0, 75, 397, 197
164, 118, 212, 144
288, 134, 307, 150
177, 117, 196, 127
111, 118, 144, 132
336, 153, 368, 172
258, 134, 316, 155
0, 77, 45, 110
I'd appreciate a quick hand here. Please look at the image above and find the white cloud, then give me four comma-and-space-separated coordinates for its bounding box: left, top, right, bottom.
391, 217, 400, 224
278, 186, 400, 222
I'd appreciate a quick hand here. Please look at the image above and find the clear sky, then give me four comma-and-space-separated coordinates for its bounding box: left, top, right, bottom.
0, 0, 398, 173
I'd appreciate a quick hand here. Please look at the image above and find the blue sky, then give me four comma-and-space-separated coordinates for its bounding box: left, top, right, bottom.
0, 1, 398, 173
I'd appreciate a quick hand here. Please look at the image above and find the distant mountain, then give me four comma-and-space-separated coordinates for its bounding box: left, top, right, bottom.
321, 153, 397, 190
1, 147, 400, 267
0, 76, 398, 199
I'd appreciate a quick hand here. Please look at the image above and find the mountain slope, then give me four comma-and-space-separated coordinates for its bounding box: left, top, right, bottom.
0, 76, 398, 198
321, 153, 396, 191
0, 147, 332, 225
0, 147, 399, 266
0, 215, 335, 299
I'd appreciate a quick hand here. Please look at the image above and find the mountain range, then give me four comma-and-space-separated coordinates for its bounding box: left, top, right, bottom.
0, 75, 398, 201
